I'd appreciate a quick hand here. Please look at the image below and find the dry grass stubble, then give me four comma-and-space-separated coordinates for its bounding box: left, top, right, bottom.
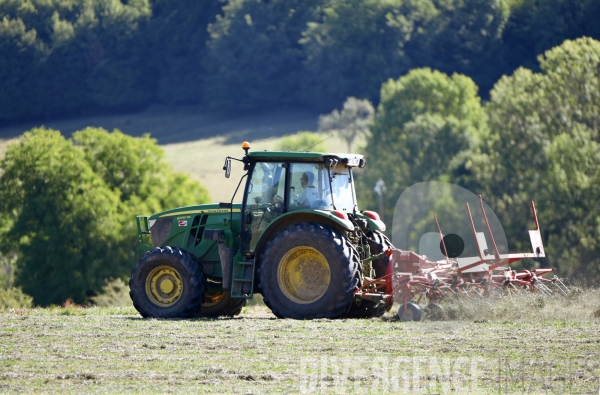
0, 289, 599, 394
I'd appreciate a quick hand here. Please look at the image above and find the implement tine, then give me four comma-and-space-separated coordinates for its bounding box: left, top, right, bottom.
466, 202, 484, 260
552, 276, 569, 296
541, 282, 554, 295
535, 282, 552, 296
479, 195, 501, 260
433, 213, 450, 265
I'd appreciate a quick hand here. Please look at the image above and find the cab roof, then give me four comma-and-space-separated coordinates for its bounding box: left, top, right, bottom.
247, 151, 364, 166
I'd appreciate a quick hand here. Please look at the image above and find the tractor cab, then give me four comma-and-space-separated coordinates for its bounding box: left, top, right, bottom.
223, 144, 368, 254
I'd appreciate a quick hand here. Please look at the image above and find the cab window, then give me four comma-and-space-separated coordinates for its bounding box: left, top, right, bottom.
288, 163, 332, 210
243, 162, 286, 251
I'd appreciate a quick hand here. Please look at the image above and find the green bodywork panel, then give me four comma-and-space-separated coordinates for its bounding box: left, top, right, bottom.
354, 211, 386, 232
254, 209, 354, 242
137, 203, 243, 279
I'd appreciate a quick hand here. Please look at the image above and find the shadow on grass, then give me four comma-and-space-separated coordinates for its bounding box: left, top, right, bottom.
0, 105, 320, 145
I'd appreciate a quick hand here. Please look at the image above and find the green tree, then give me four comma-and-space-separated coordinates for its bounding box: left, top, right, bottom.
0, 15, 44, 121
300, 0, 438, 108
317, 97, 374, 153
149, 0, 223, 104
72, 127, 210, 208
421, 0, 510, 95
0, 127, 210, 306
275, 131, 328, 152
0, 0, 154, 122
300, 0, 509, 108
471, 37, 600, 278
501, 0, 600, 75
0, 128, 125, 305
359, 68, 487, 223
202, 0, 325, 109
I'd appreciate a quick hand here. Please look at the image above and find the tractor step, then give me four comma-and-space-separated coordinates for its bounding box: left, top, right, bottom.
231, 256, 255, 299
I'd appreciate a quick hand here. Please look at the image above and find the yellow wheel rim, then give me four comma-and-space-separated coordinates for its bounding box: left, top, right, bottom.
203, 291, 225, 307
145, 265, 183, 307
277, 246, 330, 304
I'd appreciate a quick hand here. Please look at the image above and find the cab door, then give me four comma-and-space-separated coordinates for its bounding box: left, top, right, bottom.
242, 162, 287, 252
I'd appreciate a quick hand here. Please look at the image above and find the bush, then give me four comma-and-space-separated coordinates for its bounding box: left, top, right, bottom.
0, 287, 33, 309
275, 131, 328, 152
89, 278, 132, 307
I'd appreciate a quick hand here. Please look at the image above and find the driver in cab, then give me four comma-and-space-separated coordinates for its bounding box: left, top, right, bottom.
294, 172, 320, 208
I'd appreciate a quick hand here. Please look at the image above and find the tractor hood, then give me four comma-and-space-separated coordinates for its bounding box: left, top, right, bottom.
148, 203, 242, 220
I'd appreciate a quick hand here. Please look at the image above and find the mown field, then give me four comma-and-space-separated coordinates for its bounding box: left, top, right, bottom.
1, 291, 599, 394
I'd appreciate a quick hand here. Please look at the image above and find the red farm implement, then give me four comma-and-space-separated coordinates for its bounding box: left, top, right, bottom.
355, 196, 569, 321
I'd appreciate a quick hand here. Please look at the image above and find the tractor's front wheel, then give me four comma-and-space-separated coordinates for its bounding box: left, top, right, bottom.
258, 223, 360, 319
129, 246, 207, 318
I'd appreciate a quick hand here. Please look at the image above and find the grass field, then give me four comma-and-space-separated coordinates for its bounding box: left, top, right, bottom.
1, 290, 599, 394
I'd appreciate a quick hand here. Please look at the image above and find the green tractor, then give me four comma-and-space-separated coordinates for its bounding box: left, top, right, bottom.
129, 142, 393, 319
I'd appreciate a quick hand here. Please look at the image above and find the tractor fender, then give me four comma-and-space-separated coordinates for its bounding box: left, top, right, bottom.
253, 210, 354, 256
354, 211, 386, 232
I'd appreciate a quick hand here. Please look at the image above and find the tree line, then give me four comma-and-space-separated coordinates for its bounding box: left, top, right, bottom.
358, 37, 600, 282
0, 38, 597, 306
1, 0, 599, 123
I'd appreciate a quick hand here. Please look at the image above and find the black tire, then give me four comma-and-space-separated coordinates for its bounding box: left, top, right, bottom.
342, 230, 394, 318
199, 290, 246, 318
423, 303, 445, 321
258, 222, 360, 319
367, 230, 394, 278
398, 302, 422, 322
129, 246, 207, 318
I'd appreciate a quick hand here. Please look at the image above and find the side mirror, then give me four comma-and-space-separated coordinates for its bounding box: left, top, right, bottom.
223, 157, 231, 178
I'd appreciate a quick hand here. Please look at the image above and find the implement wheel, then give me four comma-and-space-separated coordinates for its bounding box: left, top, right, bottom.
199, 290, 246, 318
398, 302, 422, 322
129, 246, 207, 318
258, 223, 360, 319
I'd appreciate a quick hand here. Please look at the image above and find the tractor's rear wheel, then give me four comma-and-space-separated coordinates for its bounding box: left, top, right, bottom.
258, 223, 360, 319
199, 290, 246, 318
129, 246, 207, 318
367, 230, 394, 278
342, 230, 394, 318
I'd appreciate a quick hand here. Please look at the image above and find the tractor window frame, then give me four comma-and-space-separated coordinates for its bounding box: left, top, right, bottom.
241, 161, 287, 253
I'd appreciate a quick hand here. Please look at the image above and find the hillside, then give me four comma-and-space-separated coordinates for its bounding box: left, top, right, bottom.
0, 106, 358, 203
